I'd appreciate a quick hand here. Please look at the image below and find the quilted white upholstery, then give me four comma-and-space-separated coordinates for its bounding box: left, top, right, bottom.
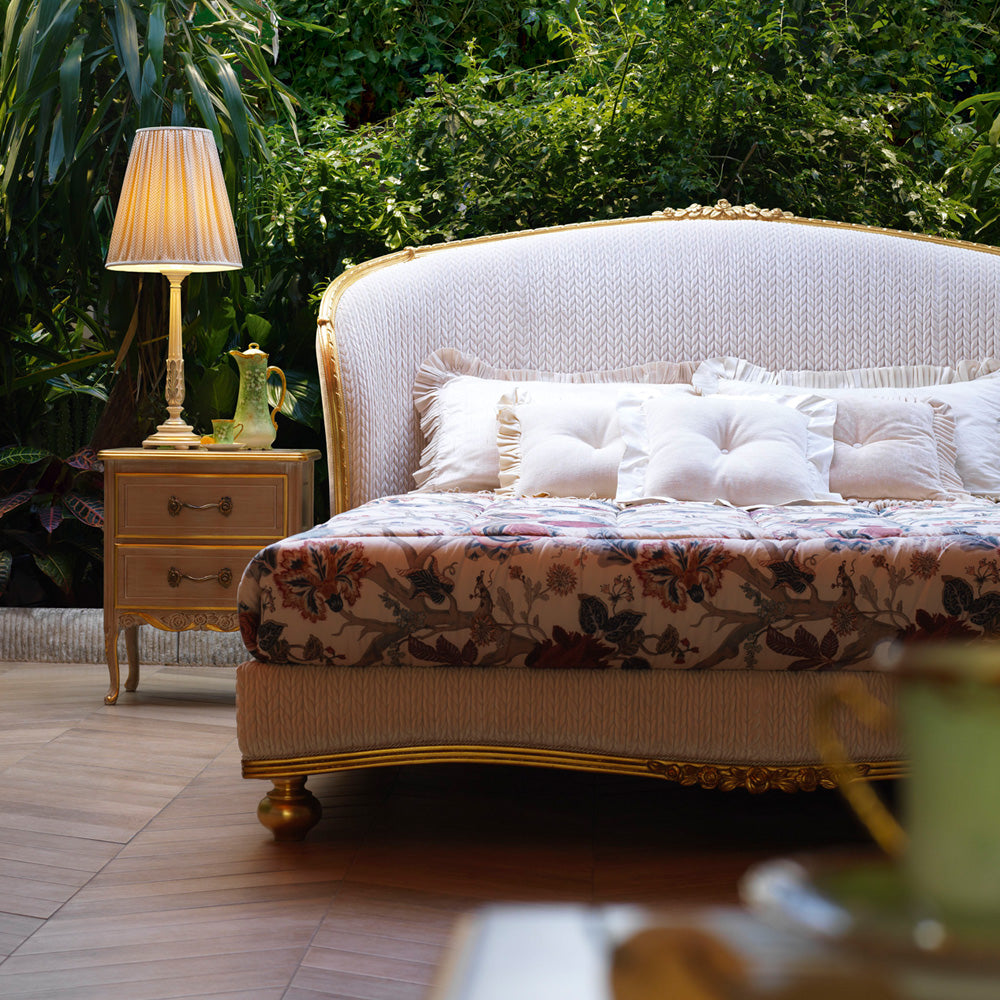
320, 217, 1000, 509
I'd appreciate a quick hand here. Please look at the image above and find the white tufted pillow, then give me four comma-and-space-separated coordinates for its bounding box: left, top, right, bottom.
496, 384, 694, 498
412, 348, 698, 492
829, 398, 965, 500
616, 393, 841, 506
694, 357, 1000, 494
706, 381, 967, 500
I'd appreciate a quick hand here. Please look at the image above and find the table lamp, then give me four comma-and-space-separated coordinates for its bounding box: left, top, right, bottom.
106, 126, 242, 448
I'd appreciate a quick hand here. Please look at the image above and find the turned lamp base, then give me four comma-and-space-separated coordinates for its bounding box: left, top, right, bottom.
142, 419, 202, 449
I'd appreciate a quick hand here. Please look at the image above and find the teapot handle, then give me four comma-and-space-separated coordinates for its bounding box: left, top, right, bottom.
267, 366, 287, 431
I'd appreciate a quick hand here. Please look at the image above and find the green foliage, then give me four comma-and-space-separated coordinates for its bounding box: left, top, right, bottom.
0, 0, 297, 448
275, 0, 575, 123
0, 445, 104, 607
256, 0, 995, 304
6, 0, 1000, 606
950, 89, 1000, 241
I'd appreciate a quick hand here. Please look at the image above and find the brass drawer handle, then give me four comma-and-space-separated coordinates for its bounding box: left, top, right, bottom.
167, 566, 233, 588
167, 495, 233, 517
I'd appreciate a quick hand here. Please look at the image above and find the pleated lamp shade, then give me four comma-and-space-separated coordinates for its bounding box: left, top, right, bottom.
106, 126, 242, 273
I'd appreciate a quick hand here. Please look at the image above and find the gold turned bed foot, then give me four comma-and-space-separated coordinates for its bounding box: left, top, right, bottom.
257, 777, 322, 841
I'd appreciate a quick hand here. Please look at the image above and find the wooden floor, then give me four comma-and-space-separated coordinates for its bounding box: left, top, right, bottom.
0, 659, 874, 999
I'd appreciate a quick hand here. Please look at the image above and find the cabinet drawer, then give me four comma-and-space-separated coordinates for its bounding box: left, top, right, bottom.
116, 473, 286, 539
115, 545, 262, 608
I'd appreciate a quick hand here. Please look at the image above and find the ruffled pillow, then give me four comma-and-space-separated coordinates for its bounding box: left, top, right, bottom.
412, 348, 697, 492
694, 357, 1000, 494
706, 383, 965, 500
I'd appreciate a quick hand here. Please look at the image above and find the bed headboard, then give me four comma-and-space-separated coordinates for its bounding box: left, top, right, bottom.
316, 202, 1000, 512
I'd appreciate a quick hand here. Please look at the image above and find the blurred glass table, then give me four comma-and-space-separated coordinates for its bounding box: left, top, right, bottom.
427, 876, 1000, 1000
425, 902, 901, 1000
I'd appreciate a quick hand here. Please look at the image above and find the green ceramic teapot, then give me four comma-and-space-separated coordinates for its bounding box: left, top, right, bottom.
229, 343, 286, 449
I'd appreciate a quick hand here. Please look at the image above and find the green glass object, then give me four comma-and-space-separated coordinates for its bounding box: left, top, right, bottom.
230, 342, 286, 449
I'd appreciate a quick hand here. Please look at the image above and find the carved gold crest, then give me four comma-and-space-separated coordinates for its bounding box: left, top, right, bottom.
655, 199, 794, 221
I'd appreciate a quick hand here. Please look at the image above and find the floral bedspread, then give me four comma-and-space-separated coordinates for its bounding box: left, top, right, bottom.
237, 493, 1000, 671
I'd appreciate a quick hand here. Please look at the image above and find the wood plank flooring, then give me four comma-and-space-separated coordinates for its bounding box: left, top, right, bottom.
0, 659, 875, 999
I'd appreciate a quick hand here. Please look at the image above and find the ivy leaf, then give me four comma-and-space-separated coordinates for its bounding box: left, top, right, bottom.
942, 576, 974, 616
765, 627, 801, 658
819, 629, 839, 661
604, 609, 644, 642
969, 592, 1000, 632
496, 585, 515, 622
578, 595, 609, 635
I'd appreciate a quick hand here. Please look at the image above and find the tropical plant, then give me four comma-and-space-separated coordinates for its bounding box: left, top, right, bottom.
949, 89, 1000, 242
0, 0, 298, 448
0, 445, 104, 607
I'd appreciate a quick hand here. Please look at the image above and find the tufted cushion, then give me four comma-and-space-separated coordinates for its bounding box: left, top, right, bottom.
695, 357, 1000, 494
412, 348, 697, 492
496, 384, 694, 498
616, 393, 840, 506
829, 398, 965, 499
703, 378, 967, 499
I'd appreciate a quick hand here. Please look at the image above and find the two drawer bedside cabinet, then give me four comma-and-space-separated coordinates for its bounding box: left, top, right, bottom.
99, 448, 320, 704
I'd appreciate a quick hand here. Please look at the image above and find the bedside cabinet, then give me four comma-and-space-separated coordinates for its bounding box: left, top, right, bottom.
99, 448, 320, 704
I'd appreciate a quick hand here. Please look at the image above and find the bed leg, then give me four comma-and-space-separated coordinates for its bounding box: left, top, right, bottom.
257, 776, 322, 842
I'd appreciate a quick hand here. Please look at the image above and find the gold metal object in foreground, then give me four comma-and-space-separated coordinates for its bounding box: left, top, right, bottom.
257, 777, 322, 842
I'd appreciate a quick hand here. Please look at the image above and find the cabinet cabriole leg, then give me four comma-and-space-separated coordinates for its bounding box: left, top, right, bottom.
104, 627, 120, 705
123, 625, 140, 692
257, 776, 322, 842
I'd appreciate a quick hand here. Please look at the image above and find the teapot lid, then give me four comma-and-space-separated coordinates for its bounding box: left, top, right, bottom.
231, 341, 267, 358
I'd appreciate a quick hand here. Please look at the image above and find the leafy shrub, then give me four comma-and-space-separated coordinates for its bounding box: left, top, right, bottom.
276, 0, 575, 123
256, 0, 986, 304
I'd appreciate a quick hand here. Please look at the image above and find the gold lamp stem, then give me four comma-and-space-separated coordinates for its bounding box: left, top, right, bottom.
142, 270, 202, 449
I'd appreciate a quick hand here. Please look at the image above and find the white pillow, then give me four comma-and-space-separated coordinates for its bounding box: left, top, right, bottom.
497, 384, 694, 498
694, 357, 1000, 494
705, 381, 967, 500
412, 348, 697, 492
822, 397, 965, 501
616, 393, 841, 506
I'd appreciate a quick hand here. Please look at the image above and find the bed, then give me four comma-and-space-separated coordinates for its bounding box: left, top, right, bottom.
236, 201, 1000, 840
